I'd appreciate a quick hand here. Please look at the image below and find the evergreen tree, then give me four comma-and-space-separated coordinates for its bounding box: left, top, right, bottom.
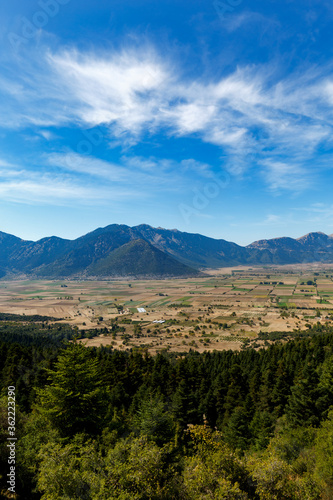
250, 410, 274, 451
222, 364, 247, 424
224, 406, 251, 451
131, 391, 173, 445
317, 355, 333, 419
285, 363, 320, 428
172, 379, 199, 429
36, 341, 106, 436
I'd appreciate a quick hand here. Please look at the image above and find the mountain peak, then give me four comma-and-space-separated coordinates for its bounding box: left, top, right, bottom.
296, 232, 330, 246
1, 225, 333, 278
297, 231, 327, 239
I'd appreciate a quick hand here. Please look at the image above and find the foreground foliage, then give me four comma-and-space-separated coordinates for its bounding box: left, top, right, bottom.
1, 322, 333, 498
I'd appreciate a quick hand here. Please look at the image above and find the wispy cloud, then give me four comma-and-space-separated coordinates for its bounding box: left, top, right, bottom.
0, 157, 139, 205
2, 45, 333, 191
257, 214, 282, 226
295, 204, 333, 230
0, 151, 215, 206
47, 153, 130, 181
46, 152, 214, 191
260, 160, 311, 192
48, 48, 170, 139
223, 11, 280, 34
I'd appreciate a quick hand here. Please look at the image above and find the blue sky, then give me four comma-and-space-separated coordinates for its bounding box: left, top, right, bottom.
1, 0, 333, 245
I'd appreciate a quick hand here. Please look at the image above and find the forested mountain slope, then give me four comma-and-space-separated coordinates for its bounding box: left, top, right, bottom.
0, 224, 333, 278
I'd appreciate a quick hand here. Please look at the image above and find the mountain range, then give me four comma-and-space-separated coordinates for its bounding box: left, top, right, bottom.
0, 224, 333, 279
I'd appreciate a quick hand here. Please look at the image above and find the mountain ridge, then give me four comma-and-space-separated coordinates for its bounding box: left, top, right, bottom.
0, 225, 333, 278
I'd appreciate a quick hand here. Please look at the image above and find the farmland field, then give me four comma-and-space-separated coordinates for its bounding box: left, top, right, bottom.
1, 263, 333, 353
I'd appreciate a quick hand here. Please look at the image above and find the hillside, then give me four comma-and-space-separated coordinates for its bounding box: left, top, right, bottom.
55, 239, 199, 278
0, 225, 333, 278
2, 322, 333, 498
247, 232, 333, 264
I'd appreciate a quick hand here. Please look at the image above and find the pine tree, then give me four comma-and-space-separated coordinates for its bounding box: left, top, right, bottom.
285, 362, 320, 428
224, 406, 251, 451
172, 379, 198, 429
36, 341, 106, 436
131, 391, 173, 445
317, 355, 333, 419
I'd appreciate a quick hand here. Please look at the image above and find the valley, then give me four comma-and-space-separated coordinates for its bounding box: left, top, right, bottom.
1, 262, 333, 353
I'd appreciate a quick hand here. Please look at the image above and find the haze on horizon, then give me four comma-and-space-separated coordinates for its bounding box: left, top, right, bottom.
1, 0, 333, 246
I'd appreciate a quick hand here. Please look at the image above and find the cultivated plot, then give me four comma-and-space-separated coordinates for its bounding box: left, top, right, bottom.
0, 264, 333, 353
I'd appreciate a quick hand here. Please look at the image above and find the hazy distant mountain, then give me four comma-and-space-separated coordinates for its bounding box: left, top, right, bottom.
132, 224, 252, 268
0, 225, 333, 279
132, 226, 333, 267
247, 232, 333, 264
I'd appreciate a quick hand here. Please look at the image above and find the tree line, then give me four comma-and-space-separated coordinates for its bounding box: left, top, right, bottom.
1, 321, 333, 498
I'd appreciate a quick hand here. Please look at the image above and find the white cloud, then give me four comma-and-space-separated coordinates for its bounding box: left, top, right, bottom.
0, 177, 111, 205
47, 48, 170, 137
47, 152, 130, 181
222, 11, 279, 34
260, 160, 310, 192
296, 204, 333, 230
255, 214, 282, 226
46, 151, 215, 192
0, 157, 140, 205
2, 45, 333, 191
39, 129, 59, 141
